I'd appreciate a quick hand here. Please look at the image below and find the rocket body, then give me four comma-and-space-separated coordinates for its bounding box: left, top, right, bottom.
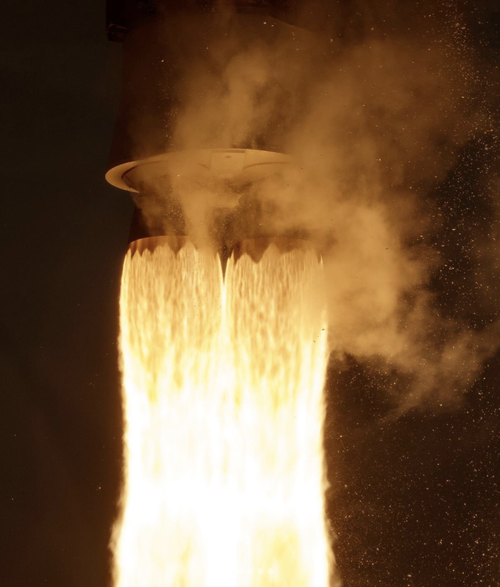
105, 0, 311, 246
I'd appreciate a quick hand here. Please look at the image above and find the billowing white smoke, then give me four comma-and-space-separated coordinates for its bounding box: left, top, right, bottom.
137, 0, 500, 410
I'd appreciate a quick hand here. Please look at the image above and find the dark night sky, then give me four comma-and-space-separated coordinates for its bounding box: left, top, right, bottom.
1, 3, 128, 585
1, 1, 500, 587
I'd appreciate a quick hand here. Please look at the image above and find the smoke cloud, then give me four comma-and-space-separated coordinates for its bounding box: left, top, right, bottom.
136, 0, 500, 411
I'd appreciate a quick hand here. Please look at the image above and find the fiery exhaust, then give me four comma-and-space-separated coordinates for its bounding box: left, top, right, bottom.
113, 236, 333, 587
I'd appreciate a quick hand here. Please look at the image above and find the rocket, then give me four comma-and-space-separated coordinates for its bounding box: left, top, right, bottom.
105, 0, 313, 255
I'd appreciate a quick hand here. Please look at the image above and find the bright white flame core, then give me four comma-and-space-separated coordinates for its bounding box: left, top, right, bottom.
113, 238, 333, 587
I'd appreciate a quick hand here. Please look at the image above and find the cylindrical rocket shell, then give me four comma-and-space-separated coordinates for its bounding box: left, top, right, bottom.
106, 10, 312, 174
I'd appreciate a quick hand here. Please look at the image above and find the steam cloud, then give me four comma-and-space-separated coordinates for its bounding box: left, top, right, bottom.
141, 0, 500, 411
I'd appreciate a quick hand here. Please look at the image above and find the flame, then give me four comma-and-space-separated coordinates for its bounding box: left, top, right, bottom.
112, 236, 333, 587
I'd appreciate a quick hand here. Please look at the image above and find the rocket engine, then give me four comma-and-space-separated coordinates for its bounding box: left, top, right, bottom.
105, 0, 311, 253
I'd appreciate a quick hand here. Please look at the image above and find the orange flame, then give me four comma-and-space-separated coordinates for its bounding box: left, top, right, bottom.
113, 237, 333, 587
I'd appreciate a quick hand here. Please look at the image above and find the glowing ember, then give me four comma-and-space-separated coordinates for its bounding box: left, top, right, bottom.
112, 236, 333, 587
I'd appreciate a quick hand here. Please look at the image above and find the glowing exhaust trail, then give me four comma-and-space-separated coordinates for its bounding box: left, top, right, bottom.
113, 237, 333, 587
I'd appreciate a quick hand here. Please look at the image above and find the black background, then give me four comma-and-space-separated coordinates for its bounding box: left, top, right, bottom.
1, 1, 500, 586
